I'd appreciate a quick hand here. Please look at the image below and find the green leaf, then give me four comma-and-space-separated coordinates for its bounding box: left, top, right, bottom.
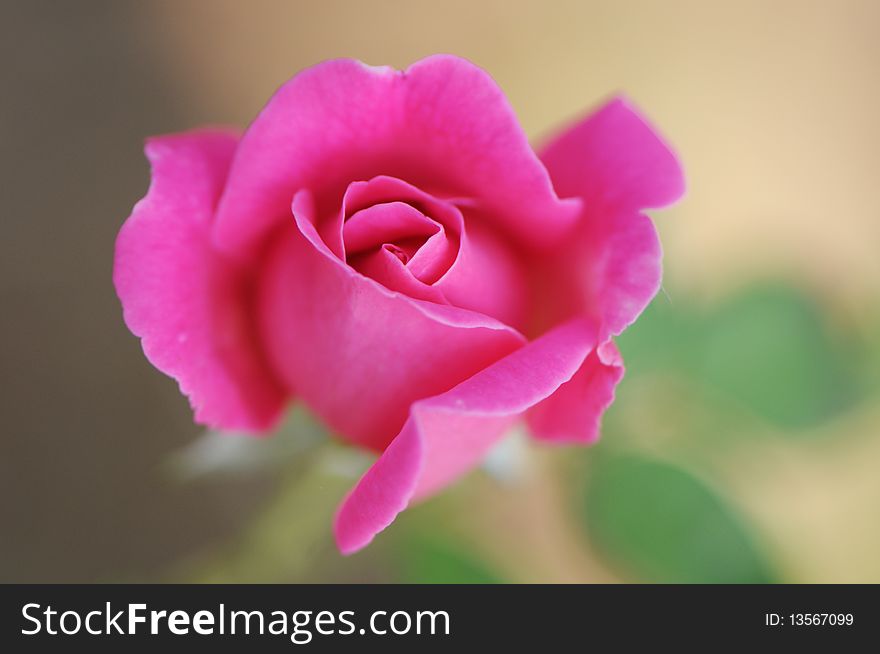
585, 453, 775, 583
693, 285, 855, 429
614, 292, 698, 374
618, 285, 859, 431
397, 539, 504, 584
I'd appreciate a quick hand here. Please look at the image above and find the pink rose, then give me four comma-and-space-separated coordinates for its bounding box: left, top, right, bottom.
114, 55, 683, 554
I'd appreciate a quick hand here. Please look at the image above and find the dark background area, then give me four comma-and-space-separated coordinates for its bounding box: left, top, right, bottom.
0, 1, 273, 582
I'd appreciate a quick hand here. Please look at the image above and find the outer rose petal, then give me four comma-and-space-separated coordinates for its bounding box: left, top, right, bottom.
532, 98, 682, 341
539, 96, 685, 211
114, 130, 286, 431
333, 318, 602, 554
526, 341, 624, 443
526, 98, 683, 443
531, 208, 663, 342
258, 191, 526, 451
213, 55, 581, 260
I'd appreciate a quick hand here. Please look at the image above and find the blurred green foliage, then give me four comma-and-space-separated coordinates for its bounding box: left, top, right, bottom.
584, 453, 775, 583
617, 284, 860, 431
396, 539, 505, 584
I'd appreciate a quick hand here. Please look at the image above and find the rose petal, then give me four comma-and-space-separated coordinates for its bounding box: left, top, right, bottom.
337, 176, 463, 264
257, 190, 526, 451
539, 96, 685, 211
526, 97, 681, 443
531, 208, 663, 343
114, 130, 286, 431
213, 55, 580, 260
333, 318, 600, 554
526, 340, 624, 443
435, 214, 530, 330
343, 202, 440, 255
405, 228, 456, 284
590, 211, 664, 340
528, 96, 676, 351
341, 176, 464, 287
348, 245, 447, 303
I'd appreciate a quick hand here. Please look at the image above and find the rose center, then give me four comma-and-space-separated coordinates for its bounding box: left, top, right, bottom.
340, 195, 460, 292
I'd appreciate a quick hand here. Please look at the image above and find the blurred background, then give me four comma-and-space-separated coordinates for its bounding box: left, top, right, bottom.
2, 0, 879, 583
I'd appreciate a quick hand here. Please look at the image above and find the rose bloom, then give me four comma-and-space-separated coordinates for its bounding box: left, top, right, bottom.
114, 55, 683, 553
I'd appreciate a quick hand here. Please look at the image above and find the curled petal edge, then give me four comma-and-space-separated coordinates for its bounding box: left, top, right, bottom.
333, 317, 613, 554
